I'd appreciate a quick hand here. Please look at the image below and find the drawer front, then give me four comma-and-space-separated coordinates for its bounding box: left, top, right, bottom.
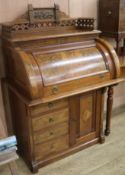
34, 122, 69, 144
32, 108, 69, 131
31, 99, 68, 116
43, 72, 110, 98
35, 135, 69, 160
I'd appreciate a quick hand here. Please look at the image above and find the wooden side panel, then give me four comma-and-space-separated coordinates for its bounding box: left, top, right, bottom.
2, 45, 43, 100
8, 89, 33, 166
69, 95, 80, 146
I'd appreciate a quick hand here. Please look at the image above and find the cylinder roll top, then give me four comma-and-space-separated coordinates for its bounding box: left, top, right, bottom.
7, 36, 120, 100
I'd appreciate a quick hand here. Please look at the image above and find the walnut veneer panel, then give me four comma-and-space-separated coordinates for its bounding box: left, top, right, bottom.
35, 47, 107, 86
80, 93, 96, 136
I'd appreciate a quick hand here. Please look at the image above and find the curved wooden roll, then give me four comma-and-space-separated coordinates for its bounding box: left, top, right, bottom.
8, 37, 120, 100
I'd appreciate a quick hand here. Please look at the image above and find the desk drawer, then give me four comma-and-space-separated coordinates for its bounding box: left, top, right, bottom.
34, 122, 68, 144
31, 99, 68, 116
32, 108, 69, 131
35, 135, 69, 160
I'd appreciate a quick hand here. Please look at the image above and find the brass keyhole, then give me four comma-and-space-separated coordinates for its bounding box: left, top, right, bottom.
52, 86, 58, 94
50, 144, 54, 149
48, 102, 54, 108
49, 118, 54, 123
50, 132, 54, 136
99, 74, 104, 79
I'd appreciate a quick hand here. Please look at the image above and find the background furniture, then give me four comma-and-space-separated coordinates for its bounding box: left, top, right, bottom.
99, 0, 125, 54
98, 0, 125, 80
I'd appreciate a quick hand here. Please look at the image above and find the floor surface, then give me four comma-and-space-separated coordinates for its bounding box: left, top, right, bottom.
0, 110, 125, 175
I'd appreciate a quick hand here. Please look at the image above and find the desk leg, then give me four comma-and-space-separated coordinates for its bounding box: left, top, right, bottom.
9, 161, 20, 175
105, 86, 114, 136
100, 88, 107, 144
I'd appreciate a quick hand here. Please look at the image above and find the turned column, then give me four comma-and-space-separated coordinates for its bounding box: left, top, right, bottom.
105, 86, 114, 136
100, 87, 107, 144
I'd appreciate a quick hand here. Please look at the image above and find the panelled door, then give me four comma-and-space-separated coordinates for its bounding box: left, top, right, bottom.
69, 90, 102, 146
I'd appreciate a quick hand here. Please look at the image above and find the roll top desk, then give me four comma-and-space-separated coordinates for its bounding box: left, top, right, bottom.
1, 4, 122, 173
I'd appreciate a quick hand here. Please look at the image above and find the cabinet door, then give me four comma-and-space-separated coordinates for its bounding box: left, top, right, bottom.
69, 91, 102, 146
79, 92, 96, 137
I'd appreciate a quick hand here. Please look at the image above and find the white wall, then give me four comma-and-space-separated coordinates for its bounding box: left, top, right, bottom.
0, 0, 99, 23
0, 0, 69, 23
70, 0, 98, 19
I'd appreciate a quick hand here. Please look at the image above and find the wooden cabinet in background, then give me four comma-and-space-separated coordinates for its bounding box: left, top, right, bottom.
98, 0, 125, 69
1, 4, 122, 173
99, 0, 125, 52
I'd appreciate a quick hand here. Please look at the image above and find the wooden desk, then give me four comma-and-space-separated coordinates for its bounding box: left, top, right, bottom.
1, 4, 122, 173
